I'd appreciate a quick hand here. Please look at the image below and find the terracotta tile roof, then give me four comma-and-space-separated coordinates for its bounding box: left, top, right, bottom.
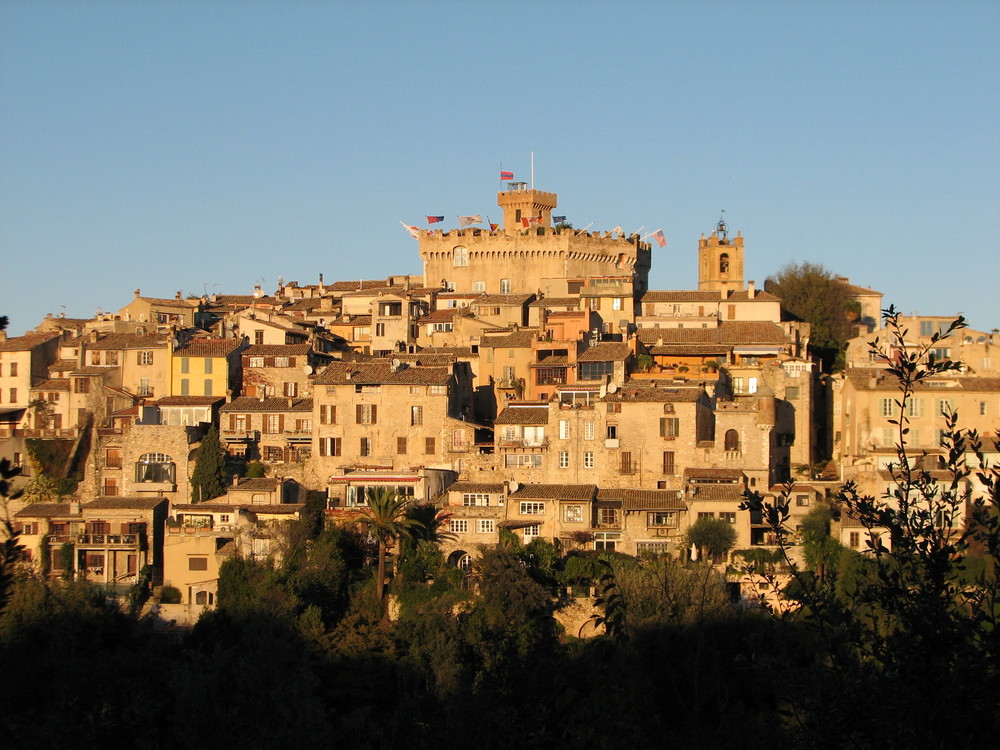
636, 321, 788, 347
221, 397, 313, 412
340, 286, 406, 298
598, 488, 687, 510
531, 356, 570, 366
213, 295, 281, 306
284, 298, 323, 311
244, 344, 312, 356
232, 478, 280, 491
173, 503, 243, 512
49, 359, 79, 371
249, 504, 305, 515
446, 481, 507, 494
327, 280, 395, 292
578, 342, 631, 362
87, 333, 170, 350
509, 484, 597, 501
644, 343, 729, 356
0, 332, 60, 351
495, 406, 550, 425
726, 290, 780, 302
641, 291, 723, 303
604, 387, 702, 403
546, 310, 586, 319
393, 353, 462, 366
481, 331, 535, 348
135, 296, 199, 308
685, 467, 745, 481
71, 366, 114, 376
156, 396, 225, 407
420, 309, 466, 323
328, 315, 372, 326
689, 485, 745, 502
175, 338, 243, 357
86, 497, 166, 510
32, 379, 70, 391
529, 297, 580, 308
314, 362, 452, 386
474, 294, 534, 305
15, 503, 75, 518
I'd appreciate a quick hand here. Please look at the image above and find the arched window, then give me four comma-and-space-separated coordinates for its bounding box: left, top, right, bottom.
719, 253, 730, 273
458, 554, 472, 572
135, 452, 175, 483
724, 429, 740, 452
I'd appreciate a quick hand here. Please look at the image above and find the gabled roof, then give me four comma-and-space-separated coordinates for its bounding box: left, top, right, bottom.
156, 396, 225, 407
446, 481, 507, 494
0, 332, 60, 351
244, 344, 313, 356
685, 467, 745, 481
87, 333, 170, 350
231, 477, 281, 491
597, 488, 687, 510
529, 297, 580, 308
636, 321, 789, 346
174, 338, 242, 357
604, 387, 702, 403
689, 485, 745, 502
313, 362, 452, 386
480, 330, 535, 348
32, 378, 70, 391
508, 484, 597, 500
474, 294, 534, 306
221, 397, 313, 412
578, 342, 631, 362
641, 290, 723, 303
495, 406, 550, 425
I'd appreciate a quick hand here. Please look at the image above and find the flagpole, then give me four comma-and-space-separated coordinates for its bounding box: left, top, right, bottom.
530, 152, 534, 189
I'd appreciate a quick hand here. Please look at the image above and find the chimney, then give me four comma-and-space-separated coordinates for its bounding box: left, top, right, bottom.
748, 280, 756, 299
69, 500, 81, 515
134, 289, 141, 299
175, 291, 182, 300
233, 474, 240, 487
287, 397, 293, 408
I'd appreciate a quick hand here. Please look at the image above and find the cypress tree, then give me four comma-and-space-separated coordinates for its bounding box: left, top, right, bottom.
190, 424, 226, 502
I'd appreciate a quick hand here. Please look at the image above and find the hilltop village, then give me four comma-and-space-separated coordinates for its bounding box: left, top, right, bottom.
2, 182, 999, 608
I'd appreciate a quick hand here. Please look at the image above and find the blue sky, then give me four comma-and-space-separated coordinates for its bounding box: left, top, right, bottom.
2, 0, 998, 334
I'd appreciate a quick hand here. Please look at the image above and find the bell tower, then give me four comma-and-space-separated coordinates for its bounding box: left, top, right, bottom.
698, 219, 744, 293
497, 182, 558, 230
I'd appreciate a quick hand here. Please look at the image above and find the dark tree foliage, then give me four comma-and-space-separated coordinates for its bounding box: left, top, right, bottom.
741, 307, 1000, 746
765, 261, 856, 370
190, 423, 226, 502
686, 516, 737, 562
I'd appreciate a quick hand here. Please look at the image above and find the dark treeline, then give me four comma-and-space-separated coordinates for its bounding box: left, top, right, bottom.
1, 520, 998, 750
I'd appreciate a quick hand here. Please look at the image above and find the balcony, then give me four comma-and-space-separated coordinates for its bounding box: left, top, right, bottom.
134, 481, 175, 493
77, 533, 141, 546
498, 437, 549, 449
223, 430, 259, 442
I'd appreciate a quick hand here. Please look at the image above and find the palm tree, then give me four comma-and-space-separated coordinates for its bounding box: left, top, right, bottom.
355, 487, 423, 609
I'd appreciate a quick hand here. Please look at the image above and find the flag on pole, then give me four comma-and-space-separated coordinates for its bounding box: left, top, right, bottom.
500, 170, 514, 181
552, 215, 566, 224
399, 221, 420, 239
458, 215, 482, 228
613, 225, 623, 235
426, 216, 445, 224
521, 216, 543, 227
652, 229, 667, 248
489, 223, 499, 231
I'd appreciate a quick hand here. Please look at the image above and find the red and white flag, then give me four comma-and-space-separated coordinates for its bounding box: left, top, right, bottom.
652, 229, 667, 248
458, 215, 482, 228
399, 221, 420, 238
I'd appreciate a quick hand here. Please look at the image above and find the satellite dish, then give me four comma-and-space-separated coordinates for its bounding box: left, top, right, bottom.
302, 365, 313, 375
607, 383, 618, 393
508, 480, 520, 493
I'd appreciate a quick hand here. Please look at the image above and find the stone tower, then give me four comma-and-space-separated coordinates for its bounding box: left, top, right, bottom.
497, 182, 558, 230
698, 220, 744, 293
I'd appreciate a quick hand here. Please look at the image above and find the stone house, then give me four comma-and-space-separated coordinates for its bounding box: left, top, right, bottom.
13, 496, 166, 586
219, 396, 314, 468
